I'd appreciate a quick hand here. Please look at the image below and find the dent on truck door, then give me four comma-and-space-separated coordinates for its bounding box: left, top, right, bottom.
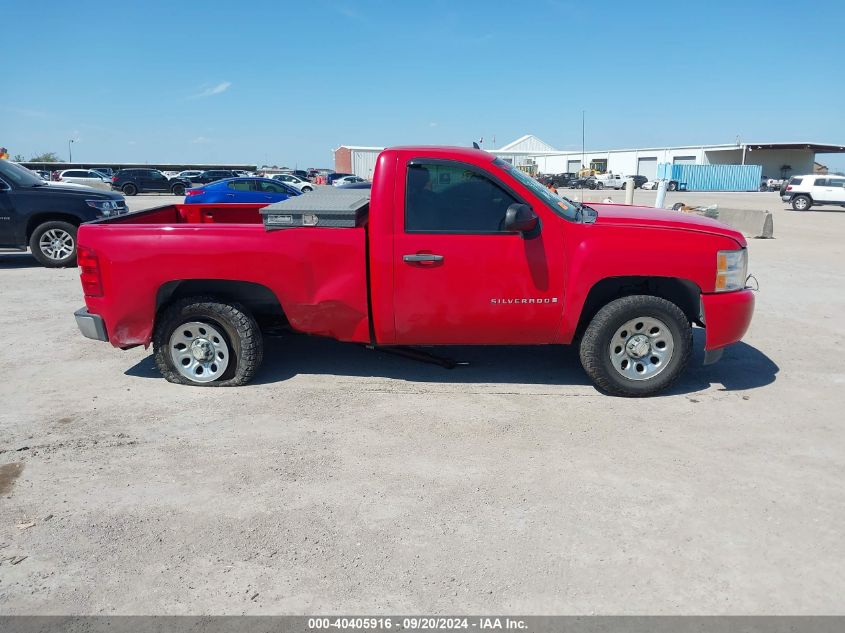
392, 159, 565, 345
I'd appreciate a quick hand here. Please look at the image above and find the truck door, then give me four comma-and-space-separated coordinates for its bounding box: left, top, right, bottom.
392, 159, 565, 345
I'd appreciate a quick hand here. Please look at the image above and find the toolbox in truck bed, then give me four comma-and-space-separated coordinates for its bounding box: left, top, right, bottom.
260, 188, 370, 230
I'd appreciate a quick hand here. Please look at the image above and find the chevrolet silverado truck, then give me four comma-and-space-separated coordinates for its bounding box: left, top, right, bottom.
73, 146, 754, 396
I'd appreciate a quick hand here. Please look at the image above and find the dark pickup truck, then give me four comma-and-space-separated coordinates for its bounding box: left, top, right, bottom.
0, 160, 127, 266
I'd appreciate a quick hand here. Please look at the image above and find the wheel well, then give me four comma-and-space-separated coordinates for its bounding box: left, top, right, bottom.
26, 213, 82, 240
576, 276, 701, 336
156, 280, 287, 326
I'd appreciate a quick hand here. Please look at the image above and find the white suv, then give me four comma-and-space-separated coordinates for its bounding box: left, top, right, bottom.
781, 174, 845, 211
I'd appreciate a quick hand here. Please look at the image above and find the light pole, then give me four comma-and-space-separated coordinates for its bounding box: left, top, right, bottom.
68, 139, 74, 163
581, 110, 585, 171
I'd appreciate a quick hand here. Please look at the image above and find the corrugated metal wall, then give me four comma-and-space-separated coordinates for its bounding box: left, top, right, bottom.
351, 150, 379, 179
656, 163, 762, 191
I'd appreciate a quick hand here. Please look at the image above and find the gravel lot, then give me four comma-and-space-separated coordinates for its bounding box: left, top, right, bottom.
1, 191, 843, 614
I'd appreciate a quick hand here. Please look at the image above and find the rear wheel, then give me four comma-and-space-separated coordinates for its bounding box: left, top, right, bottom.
579, 295, 691, 397
668, 181, 678, 191
301, 186, 313, 192
29, 221, 78, 267
153, 297, 263, 387
595, 182, 604, 190
122, 183, 137, 196
792, 195, 811, 211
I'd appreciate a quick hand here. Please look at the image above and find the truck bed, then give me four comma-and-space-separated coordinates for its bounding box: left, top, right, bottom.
78, 203, 371, 348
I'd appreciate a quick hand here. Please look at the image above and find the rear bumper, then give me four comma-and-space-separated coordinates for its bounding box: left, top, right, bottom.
701, 289, 754, 354
74, 307, 109, 342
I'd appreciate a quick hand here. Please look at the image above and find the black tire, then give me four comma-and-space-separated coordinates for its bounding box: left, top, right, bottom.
668, 181, 678, 191
579, 295, 692, 397
595, 182, 604, 190
122, 183, 137, 196
671, 202, 686, 211
301, 186, 313, 192
171, 184, 186, 196
153, 296, 263, 387
29, 220, 78, 267
792, 195, 812, 211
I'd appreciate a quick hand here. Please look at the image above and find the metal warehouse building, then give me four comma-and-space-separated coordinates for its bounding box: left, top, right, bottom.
335, 136, 845, 188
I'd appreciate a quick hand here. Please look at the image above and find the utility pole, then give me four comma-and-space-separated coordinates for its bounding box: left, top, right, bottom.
581, 110, 585, 170
68, 139, 74, 163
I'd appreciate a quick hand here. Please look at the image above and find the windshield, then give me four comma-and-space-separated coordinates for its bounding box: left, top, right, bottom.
492, 158, 578, 221
0, 161, 46, 187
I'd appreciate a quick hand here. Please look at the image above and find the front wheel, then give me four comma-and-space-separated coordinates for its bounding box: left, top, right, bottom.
595, 182, 604, 190
29, 221, 78, 267
153, 297, 263, 386
667, 181, 678, 191
171, 184, 186, 196
579, 295, 691, 397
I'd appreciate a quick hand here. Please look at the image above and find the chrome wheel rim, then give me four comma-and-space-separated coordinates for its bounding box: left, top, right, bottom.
795, 198, 808, 210
39, 228, 74, 261
609, 316, 674, 381
169, 321, 230, 383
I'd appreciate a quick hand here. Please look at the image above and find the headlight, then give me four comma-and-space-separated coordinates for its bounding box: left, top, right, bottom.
86, 199, 119, 216
715, 249, 748, 292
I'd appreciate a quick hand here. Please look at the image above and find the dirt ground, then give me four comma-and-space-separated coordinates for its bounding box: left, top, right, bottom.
1, 191, 843, 614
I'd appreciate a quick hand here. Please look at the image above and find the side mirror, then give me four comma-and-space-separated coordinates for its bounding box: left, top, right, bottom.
504, 203, 539, 236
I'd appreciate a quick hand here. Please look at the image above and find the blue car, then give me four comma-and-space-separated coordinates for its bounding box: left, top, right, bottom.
184, 177, 301, 204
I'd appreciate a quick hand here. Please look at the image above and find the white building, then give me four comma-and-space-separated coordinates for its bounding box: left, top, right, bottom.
335, 136, 845, 181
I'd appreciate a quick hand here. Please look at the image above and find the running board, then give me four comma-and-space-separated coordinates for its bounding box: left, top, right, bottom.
366, 345, 469, 369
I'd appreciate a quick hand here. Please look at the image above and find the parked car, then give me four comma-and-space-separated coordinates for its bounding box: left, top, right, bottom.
780, 174, 845, 211
112, 169, 192, 196
290, 169, 309, 180
91, 167, 114, 178
591, 173, 626, 190
0, 159, 127, 266
641, 179, 680, 191
332, 176, 366, 187
175, 170, 203, 181
58, 169, 111, 191
73, 145, 754, 396
184, 178, 301, 204
271, 173, 314, 192
189, 170, 239, 185
326, 172, 354, 185
622, 175, 649, 189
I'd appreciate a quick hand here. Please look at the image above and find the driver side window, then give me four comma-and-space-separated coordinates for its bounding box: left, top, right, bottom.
405, 161, 518, 233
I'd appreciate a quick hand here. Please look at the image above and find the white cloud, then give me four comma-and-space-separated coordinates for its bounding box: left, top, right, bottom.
189, 81, 232, 99
429, 122, 438, 128
190, 136, 212, 144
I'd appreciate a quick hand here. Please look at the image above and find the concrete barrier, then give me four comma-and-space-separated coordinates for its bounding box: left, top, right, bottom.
713, 208, 774, 239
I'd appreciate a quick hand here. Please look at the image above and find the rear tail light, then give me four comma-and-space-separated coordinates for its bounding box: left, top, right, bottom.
78, 246, 103, 297
111, 176, 117, 183
786, 185, 792, 191
186, 189, 204, 197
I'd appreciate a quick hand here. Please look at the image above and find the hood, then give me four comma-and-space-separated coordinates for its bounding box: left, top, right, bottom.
34, 183, 123, 200
589, 203, 746, 245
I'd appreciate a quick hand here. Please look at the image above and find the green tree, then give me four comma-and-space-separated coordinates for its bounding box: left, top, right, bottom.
30, 152, 61, 162
12, 154, 26, 162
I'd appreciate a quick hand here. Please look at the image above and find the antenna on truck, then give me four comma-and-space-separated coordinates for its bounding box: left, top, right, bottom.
472, 142, 480, 149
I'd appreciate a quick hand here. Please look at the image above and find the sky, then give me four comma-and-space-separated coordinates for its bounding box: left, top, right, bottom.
3, 0, 845, 170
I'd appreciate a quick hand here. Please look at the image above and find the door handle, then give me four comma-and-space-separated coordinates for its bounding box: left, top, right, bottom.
403, 253, 444, 263
225, 193, 235, 197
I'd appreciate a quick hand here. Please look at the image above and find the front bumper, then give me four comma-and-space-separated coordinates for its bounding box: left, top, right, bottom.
701, 289, 755, 357
74, 307, 108, 342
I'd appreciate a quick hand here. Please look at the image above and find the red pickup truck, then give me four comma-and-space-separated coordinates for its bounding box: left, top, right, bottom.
74, 146, 754, 396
